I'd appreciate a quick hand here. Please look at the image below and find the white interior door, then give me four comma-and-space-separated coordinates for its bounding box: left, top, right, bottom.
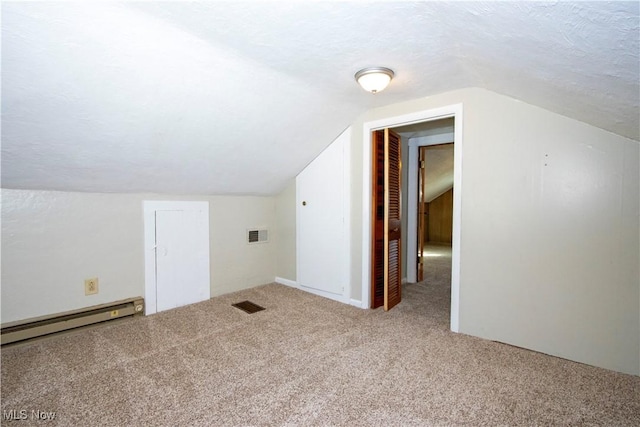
147, 204, 210, 313
296, 129, 349, 299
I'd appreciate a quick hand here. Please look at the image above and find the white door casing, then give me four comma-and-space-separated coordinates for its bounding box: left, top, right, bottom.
362, 105, 463, 332
144, 201, 210, 315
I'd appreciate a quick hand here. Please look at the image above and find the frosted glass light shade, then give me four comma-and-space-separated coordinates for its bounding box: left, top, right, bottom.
355, 67, 394, 93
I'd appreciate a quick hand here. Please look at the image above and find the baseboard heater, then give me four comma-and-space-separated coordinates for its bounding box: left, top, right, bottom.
1, 297, 144, 346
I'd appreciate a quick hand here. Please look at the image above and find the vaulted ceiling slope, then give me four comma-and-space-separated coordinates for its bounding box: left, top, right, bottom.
2, 2, 638, 195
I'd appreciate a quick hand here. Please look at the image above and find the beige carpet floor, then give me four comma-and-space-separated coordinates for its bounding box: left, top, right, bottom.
2, 258, 639, 425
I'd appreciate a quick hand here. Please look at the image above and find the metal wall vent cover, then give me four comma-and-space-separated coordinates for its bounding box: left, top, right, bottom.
247, 229, 269, 244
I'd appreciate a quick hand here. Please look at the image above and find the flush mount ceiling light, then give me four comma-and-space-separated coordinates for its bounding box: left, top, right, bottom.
355, 67, 394, 93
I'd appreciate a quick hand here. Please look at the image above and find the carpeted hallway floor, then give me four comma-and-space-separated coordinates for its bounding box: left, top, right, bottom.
2, 256, 639, 425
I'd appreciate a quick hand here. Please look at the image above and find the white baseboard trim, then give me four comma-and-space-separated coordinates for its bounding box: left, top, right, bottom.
275, 277, 360, 308
274, 277, 298, 288
350, 299, 365, 309
299, 284, 349, 305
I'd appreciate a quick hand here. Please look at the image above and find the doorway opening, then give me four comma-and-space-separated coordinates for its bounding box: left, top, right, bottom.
416, 143, 453, 296
361, 104, 462, 331
393, 118, 454, 286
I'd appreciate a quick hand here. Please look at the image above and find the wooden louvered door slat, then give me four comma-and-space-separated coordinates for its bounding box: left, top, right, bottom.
384, 128, 402, 311
371, 128, 402, 311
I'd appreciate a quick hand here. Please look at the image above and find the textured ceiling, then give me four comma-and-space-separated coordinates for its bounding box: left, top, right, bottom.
2, 2, 638, 195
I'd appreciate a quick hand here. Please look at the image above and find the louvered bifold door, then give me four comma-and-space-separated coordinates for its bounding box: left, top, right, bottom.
371, 130, 386, 309
384, 128, 402, 311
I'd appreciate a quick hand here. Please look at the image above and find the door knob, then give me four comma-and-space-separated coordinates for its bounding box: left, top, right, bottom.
302, 201, 307, 206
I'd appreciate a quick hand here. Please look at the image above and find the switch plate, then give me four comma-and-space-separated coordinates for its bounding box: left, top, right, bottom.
84, 278, 99, 295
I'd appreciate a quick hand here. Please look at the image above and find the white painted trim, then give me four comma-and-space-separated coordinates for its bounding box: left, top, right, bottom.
408, 132, 455, 148
450, 110, 463, 333
406, 144, 419, 283
275, 277, 298, 288
275, 276, 351, 306
406, 131, 456, 284
299, 285, 350, 304
362, 104, 463, 332
143, 200, 210, 316
350, 299, 364, 309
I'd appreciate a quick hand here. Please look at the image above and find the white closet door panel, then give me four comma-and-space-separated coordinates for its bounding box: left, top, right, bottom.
297, 133, 347, 296
155, 209, 209, 312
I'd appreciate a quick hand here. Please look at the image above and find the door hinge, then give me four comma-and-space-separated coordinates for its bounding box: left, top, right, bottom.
420, 160, 425, 169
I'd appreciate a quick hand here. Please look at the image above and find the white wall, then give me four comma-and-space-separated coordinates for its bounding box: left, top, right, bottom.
275, 179, 296, 281
458, 89, 639, 376
348, 88, 639, 375
295, 127, 350, 304
1, 189, 276, 323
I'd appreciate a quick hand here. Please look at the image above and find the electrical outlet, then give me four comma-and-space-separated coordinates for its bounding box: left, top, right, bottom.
84, 278, 99, 295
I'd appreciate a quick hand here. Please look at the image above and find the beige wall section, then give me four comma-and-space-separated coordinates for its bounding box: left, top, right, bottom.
275, 179, 296, 281
1, 190, 276, 323
349, 87, 639, 375
460, 90, 639, 376
208, 195, 276, 296
1, 190, 143, 324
